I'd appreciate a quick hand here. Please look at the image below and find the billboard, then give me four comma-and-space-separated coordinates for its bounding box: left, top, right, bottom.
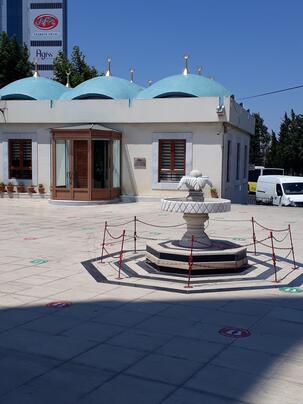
29, 8, 63, 41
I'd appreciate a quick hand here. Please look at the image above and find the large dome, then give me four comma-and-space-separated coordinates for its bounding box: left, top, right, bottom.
136, 74, 232, 99
60, 76, 143, 100
0, 76, 69, 100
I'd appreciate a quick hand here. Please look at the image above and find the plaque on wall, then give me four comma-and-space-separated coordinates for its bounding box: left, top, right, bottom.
134, 158, 146, 169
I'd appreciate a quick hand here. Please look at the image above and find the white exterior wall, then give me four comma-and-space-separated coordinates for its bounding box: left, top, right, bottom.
0, 97, 254, 203
222, 127, 250, 203
0, 124, 51, 189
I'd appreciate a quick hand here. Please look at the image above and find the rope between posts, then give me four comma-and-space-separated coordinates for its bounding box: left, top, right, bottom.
107, 219, 134, 227
210, 218, 250, 222
272, 232, 290, 243
253, 219, 289, 233
105, 228, 124, 240
136, 218, 185, 228
104, 236, 133, 246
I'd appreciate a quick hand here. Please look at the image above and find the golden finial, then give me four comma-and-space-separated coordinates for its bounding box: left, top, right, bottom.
66, 70, 72, 88
197, 67, 203, 75
148, 80, 153, 86
130, 68, 134, 83
182, 54, 189, 76
105, 57, 112, 77
33, 59, 40, 78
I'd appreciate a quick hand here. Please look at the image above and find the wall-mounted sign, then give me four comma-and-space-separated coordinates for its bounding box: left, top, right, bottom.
134, 158, 146, 169
34, 14, 59, 30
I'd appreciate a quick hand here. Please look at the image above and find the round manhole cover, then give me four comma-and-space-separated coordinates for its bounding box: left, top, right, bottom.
219, 327, 251, 338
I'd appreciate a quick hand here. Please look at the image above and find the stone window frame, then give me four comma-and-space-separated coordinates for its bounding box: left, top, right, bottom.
1, 132, 38, 185
152, 132, 192, 190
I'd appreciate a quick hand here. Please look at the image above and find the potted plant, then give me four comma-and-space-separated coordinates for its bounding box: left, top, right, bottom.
27, 183, 36, 193
16, 182, 25, 193
6, 182, 14, 193
210, 187, 219, 198
38, 184, 45, 194
0, 182, 5, 192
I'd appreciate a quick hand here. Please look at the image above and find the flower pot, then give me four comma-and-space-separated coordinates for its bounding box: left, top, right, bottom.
211, 190, 218, 198
16, 185, 25, 193
38, 187, 45, 194
0, 185, 5, 192
7, 185, 14, 193
27, 186, 36, 194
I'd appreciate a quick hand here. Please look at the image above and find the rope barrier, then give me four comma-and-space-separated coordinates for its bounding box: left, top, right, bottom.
272, 232, 291, 243
107, 219, 134, 228
253, 219, 289, 233
136, 218, 185, 228
105, 227, 124, 240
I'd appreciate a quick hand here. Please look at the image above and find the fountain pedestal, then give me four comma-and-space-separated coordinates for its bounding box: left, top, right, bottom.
180, 213, 211, 248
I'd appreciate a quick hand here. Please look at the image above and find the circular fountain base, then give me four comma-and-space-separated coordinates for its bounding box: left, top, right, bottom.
145, 239, 248, 275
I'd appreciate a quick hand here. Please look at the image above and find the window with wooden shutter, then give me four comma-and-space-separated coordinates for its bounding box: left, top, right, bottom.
159, 140, 186, 182
9, 139, 32, 180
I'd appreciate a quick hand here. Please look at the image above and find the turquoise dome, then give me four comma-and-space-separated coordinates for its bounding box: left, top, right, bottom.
61, 76, 143, 100
0, 76, 69, 100
136, 74, 232, 99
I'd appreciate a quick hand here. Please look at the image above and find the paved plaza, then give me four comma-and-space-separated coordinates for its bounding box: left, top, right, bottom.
0, 199, 302, 403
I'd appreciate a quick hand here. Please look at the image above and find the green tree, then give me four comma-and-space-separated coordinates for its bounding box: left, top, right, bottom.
53, 46, 98, 87
0, 32, 32, 88
279, 110, 303, 175
249, 113, 271, 165
265, 131, 279, 167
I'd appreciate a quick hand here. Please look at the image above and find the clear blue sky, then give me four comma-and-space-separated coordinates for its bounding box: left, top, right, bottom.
68, 0, 303, 133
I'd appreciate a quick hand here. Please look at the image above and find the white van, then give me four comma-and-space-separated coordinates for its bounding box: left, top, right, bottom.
256, 175, 303, 207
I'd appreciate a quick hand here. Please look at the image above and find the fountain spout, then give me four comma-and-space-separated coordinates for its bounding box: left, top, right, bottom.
178, 169, 213, 202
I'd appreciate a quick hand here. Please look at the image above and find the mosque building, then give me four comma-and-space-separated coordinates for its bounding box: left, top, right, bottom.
0, 57, 254, 204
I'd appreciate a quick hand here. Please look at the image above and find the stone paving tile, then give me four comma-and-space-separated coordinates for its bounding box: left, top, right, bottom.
156, 335, 226, 362
0, 350, 59, 396
125, 352, 201, 385
20, 314, 84, 335
91, 307, 153, 328
61, 321, 124, 342
73, 343, 145, 373
185, 363, 303, 404
78, 374, 175, 404
106, 329, 171, 352
162, 387, 241, 404
134, 314, 196, 336
2, 362, 113, 404
0, 328, 97, 360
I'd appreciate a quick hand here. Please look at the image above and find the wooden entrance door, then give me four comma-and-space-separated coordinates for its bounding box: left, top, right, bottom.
72, 140, 89, 200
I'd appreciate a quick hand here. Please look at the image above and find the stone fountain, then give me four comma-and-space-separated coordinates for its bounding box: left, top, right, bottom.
145, 170, 248, 274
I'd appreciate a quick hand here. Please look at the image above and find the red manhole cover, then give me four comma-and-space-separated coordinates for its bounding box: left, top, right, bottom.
219, 327, 251, 338
46, 301, 72, 309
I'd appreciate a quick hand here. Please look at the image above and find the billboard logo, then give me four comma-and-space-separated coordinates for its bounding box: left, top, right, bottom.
36, 49, 54, 60
34, 14, 58, 30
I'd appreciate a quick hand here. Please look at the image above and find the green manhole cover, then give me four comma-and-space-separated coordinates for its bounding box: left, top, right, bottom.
149, 232, 161, 236
31, 259, 48, 265
280, 287, 303, 294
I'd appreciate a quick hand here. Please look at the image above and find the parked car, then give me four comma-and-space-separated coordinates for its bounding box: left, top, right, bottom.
256, 175, 303, 206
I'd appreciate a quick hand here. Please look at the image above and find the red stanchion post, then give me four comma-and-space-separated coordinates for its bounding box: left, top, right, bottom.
117, 230, 126, 280
134, 216, 137, 254
270, 231, 278, 283
100, 221, 107, 263
288, 224, 297, 269
251, 217, 257, 255
185, 235, 194, 289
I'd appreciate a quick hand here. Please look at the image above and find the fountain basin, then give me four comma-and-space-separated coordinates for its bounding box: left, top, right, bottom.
161, 197, 231, 214
161, 197, 230, 248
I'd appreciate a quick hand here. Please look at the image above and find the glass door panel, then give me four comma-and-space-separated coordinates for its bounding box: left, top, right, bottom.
112, 139, 120, 188
73, 140, 88, 189
55, 139, 70, 188
92, 139, 109, 188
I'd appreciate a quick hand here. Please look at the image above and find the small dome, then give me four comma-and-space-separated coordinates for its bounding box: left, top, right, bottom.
61, 76, 143, 100
136, 74, 232, 99
0, 76, 69, 100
